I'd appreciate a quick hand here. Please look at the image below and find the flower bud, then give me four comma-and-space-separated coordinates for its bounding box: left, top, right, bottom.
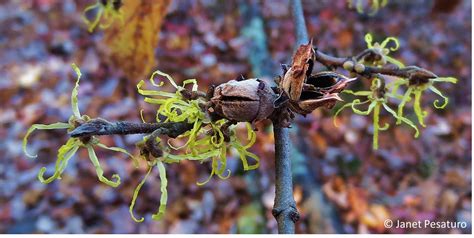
354, 63, 366, 73
343, 60, 354, 71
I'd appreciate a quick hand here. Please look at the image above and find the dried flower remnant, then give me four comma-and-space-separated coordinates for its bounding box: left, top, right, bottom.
23, 64, 135, 187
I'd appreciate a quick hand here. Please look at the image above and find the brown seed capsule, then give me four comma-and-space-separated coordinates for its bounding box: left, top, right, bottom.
289, 71, 356, 115
210, 78, 277, 122
280, 40, 315, 101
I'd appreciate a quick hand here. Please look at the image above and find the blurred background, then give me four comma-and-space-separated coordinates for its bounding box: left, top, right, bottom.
0, 0, 471, 234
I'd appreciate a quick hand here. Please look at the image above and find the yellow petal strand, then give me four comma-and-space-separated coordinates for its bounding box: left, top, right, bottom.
151, 161, 168, 220
129, 166, 152, 223
23, 122, 71, 158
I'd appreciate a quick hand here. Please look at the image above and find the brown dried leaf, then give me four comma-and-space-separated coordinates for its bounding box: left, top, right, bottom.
103, 0, 171, 82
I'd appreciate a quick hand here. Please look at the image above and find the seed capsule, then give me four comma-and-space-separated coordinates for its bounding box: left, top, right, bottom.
210, 78, 277, 122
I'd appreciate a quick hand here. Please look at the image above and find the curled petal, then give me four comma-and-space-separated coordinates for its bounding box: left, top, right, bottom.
380, 37, 400, 51
429, 85, 449, 109
149, 70, 178, 89
379, 121, 390, 131
137, 80, 177, 98
243, 122, 257, 149
182, 79, 198, 92
129, 166, 152, 223
230, 123, 259, 171
216, 147, 231, 180
196, 168, 214, 186
70, 64, 83, 119
413, 90, 428, 127
38, 138, 80, 183
383, 103, 419, 138
369, 0, 380, 15
365, 33, 374, 48
333, 100, 370, 127
23, 122, 71, 158
151, 161, 168, 220
86, 144, 121, 187
82, 2, 103, 32
396, 87, 413, 125
352, 100, 377, 115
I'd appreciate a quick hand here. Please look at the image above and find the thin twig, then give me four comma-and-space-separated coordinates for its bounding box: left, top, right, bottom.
314, 48, 438, 80
69, 118, 192, 138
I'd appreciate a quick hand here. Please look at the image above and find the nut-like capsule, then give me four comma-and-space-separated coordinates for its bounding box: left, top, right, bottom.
210, 78, 276, 122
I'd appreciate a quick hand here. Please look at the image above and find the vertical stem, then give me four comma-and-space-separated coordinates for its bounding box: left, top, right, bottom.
271, 0, 308, 233
272, 126, 299, 233
290, 0, 309, 44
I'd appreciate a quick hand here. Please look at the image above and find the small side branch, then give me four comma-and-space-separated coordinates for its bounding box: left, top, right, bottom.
315, 49, 438, 80
69, 118, 193, 138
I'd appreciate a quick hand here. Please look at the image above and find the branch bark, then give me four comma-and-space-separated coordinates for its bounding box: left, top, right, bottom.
272, 125, 300, 233
69, 118, 192, 138
270, 0, 308, 234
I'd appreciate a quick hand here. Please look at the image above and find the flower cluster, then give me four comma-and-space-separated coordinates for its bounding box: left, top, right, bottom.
131, 70, 260, 222
23, 64, 135, 187
23, 65, 260, 223
334, 34, 457, 149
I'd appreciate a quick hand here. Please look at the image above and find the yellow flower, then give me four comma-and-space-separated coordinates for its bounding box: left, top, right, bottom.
23, 64, 135, 187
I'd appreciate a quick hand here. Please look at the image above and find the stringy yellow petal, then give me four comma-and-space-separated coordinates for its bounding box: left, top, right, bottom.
151, 161, 168, 220
129, 166, 152, 223
23, 122, 71, 158
86, 144, 121, 187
